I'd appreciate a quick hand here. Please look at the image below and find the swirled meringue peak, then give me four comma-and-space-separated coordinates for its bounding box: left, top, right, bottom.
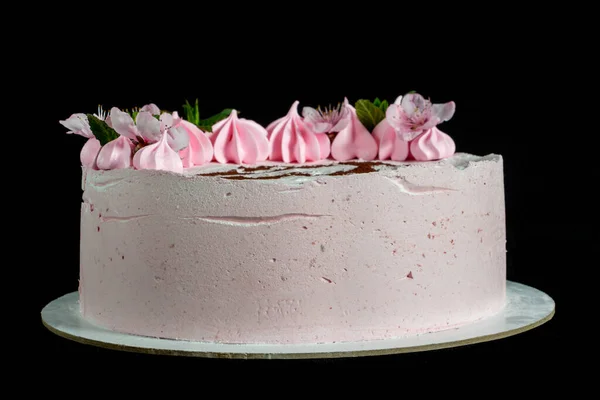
211, 110, 269, 164
410, 126, 456, 161
372, 119, 410, 161
178, 120, 214, 167
267, 101, 330, 163
330, 98, 378, 161
96, 136, 135, 170
80, 138, 101, 169
133, 131, 183, 173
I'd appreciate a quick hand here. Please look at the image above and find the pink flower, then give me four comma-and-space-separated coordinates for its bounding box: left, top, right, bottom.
374, 92, 457, 161
302, 102, 350, 134
386, 93, 455, 141
60, 113, 94, 138
109, 106, 189, 152
60, 106, 110, 138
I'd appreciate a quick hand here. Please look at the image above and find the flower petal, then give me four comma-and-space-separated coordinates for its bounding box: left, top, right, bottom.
60, 113, 93, 138
110, 107, 139, 141
301, 106, 319, 119
432, 101, 456, 123
167, 125, 190, 152
330, 104, 351, 132
159, 113, 175, 131
140, 103, 161, 115
136, 111, 161, 143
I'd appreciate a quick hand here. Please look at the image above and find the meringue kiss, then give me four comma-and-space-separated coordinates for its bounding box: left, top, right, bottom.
267, 101, 330, 163
211, 110, 269, 164
410, 127, 456, 161
96, 136, 135, 170
133, 131, 184, 173
178, 120, 214, 167
330, 99, 378, 161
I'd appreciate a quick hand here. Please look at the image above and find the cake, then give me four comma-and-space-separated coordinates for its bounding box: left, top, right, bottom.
61, 93, 507, 344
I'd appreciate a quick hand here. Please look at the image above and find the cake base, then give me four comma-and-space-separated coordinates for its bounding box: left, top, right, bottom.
41, 281, 554, 359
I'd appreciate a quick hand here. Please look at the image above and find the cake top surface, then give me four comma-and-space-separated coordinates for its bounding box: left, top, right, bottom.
61, 91, 469, 175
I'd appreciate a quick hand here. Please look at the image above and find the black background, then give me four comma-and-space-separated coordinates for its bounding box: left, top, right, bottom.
24, 7, 590, 375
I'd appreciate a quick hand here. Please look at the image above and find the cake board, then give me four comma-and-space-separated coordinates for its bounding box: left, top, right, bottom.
41, 280, 554, 359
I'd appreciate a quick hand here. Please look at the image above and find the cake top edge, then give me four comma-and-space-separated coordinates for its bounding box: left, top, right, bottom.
82, 152, 502, 181
62, 91, 473, 175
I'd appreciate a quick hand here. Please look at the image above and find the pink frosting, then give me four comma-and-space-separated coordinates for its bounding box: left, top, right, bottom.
267, 101, 330, 163
79, 154, 507, 344
410, 127, 456, 161
330, 99, 378, 161
96, 136, 135, 170
80, 138, 101, 169
372, 119, 410, 161
133, 131, 183, 173
177, 120, 214, 167
211, 110, 269, 164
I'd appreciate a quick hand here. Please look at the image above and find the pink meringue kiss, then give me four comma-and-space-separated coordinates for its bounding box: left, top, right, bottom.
211, 110, 269, 164
80, 138, 101, 169
133, 131, 184, 173
372, 119, 410, 161
96, 136, 135, 170
267, 101, 330, 163
178, 120, 214, 167
410, 127, 456, 161
330, 100, 378, 161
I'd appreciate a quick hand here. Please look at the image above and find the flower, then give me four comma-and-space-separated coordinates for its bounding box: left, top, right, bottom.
302, 102, 350, 135
109, 107, 189, 152
60, 106, 110, 138
386, 93, 455, 141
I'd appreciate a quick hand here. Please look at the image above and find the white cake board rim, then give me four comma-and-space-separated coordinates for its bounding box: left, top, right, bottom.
41, 280, 554, 359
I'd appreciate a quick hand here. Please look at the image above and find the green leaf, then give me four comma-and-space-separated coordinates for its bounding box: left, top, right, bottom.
380, 99, 389, 113
198, 109, 233, 132
373, 97, 381, 107
183, 99, 201, 126
355, 100, 385, 131
86, 114, 119, 145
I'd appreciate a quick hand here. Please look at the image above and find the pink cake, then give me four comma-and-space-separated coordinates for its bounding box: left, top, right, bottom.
62, 93, 507, 344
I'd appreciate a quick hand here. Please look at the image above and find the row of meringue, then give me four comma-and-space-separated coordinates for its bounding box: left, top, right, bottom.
61, 93, 456, 173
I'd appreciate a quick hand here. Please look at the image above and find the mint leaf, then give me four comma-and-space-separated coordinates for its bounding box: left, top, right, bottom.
198, 109, 233, 132
380, 99, 389, 113
373, 97, 381, 107
355, 100, 385, 131
183, 99, 201, 126
86, 114, 119, 145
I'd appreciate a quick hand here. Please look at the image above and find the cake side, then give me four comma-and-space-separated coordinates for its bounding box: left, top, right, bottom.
79, 153, 506, 344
